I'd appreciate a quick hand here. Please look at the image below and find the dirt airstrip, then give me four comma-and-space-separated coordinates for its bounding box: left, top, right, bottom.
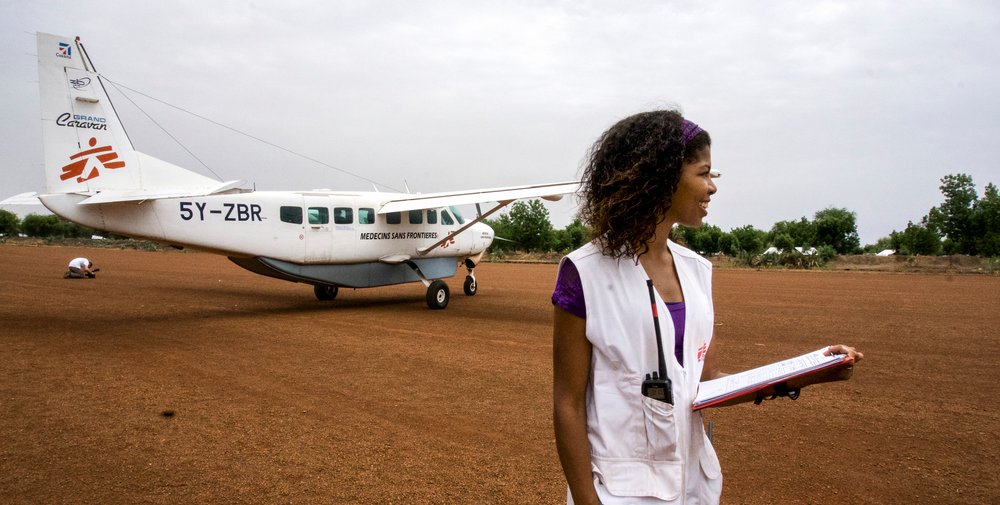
1, 244, 998, 504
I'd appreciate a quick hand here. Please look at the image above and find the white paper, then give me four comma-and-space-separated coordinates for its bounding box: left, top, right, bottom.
694, 347, 846, 408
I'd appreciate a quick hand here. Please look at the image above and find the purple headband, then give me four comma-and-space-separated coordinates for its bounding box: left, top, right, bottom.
681, 119, 703, 145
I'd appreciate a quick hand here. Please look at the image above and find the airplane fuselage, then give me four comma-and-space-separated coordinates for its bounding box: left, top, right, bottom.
40, 190, 494, 265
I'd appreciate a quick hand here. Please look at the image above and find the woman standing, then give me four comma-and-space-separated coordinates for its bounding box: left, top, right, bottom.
551, 110, 862, 504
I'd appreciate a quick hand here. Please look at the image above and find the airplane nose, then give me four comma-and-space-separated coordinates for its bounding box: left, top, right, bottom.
473, 222, 495, 251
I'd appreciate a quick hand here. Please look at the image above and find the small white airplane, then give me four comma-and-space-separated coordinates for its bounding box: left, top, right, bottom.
10, 32, 578, 309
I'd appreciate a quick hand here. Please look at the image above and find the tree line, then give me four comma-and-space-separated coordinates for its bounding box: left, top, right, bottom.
3, 173, 997, 260
486, 172, 1000, 260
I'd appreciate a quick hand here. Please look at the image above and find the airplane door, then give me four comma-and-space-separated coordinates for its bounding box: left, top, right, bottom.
303, 196, 333, 263
330, 204, 359, 261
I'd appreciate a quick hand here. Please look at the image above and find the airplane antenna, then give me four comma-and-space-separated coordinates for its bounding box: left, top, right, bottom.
106, 80, 224, 180
404, 179, 411, 194
102, 78, 404, 192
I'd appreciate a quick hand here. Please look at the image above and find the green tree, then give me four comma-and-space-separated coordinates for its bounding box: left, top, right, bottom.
0, 210, 19, 236
768, 217, 816, 247
485, 213, 517, 254
728, 225, 766, 255
813, 207, 861, 254
485, 200, 554, 253
975, 183, 1000, 257
927, 173, 978, 255
894, 220, 942, 256
553, 218, 589, 253
687, 223, 724, 255
718, 233, 738, 255
772, 232, 795, 252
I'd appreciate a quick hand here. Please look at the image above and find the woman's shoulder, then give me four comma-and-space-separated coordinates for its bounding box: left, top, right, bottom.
565, 241, 603, 263
668, 240, 712, 269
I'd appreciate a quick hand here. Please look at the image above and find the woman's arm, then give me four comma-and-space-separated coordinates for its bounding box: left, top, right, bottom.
552, 306, 601, 505
700, 333, 724, 382
701, 340, 865, 407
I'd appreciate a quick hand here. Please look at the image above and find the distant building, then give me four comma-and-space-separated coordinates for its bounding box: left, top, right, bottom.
763, 246, 817, 255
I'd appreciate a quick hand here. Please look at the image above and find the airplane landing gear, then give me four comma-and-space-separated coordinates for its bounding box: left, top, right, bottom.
426, 280, 450, 309
314, 284, 339, 301
463, 275, 477, 296
463, 258, 478, 296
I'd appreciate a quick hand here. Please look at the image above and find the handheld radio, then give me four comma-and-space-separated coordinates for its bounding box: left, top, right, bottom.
641, 279, 673, 404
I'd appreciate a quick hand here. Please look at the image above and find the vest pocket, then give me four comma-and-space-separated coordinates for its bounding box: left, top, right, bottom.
699, 434, 722, 480
641, 396, 681, 460
594, 457, 683, 501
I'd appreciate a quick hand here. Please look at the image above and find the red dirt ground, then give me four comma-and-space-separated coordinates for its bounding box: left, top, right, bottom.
1, 244, 998, 504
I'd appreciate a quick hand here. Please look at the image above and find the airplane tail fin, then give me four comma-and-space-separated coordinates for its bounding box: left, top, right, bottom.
36, 33, 232, 198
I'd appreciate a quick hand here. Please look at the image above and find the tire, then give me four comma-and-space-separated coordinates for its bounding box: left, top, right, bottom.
463, 275, 477, 296
426, 280, 450, 310
314, 284, 339, 301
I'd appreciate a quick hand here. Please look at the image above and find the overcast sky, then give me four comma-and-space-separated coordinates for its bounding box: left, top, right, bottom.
2, 0, 998, 244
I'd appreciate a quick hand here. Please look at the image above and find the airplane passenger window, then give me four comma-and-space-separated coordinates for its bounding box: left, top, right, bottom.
280, 206, 303, 224
387, 212, 401, 224
427, 209, 437, 224
449, 206, 466, 224
409, 210, 422, 224
334, 207, 353, 224
359, 208, 375, 224
441, 210, 454, 225
308, 207, 329, 225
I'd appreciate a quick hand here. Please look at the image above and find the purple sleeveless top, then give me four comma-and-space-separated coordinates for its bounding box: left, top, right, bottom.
552, 259, 686, 367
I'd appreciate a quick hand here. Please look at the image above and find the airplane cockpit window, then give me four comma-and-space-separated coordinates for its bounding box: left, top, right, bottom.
334, 207, 353, 224
441, 210, 455, 225
427, 209, 437, 224
359, 208, 375, 224
409, 210, 423, 224
308, 207, 329, 225
449, 206, 466, 224
387, 212, 401, 224
280, 206, 303, 224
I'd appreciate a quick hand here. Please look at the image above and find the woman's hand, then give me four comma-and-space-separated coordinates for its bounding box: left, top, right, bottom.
824, 344, 864, 362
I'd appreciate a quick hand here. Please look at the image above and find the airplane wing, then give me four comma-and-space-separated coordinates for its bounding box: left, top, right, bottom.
376, 181, 579, 214
370, 180, 579, 255
0, 192, 42, 206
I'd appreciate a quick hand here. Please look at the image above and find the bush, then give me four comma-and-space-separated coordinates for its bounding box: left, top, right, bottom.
0, 210, 19, 236
816, 245, 838, 263
21, 214, 95, 238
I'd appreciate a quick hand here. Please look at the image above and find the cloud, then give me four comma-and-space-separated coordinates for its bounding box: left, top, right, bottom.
2, 0, 999, 243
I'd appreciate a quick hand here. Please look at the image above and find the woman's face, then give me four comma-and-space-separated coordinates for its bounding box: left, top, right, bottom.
664, 146, 716, 228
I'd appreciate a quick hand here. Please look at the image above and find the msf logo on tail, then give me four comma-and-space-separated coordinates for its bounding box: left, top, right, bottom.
57, 42, 72, 59
61, 137, 125, 183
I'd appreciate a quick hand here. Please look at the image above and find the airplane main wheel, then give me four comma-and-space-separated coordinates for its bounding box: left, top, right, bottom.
314, 284, 339, 301
426, 280, 450, 310
463, 275, 477, 296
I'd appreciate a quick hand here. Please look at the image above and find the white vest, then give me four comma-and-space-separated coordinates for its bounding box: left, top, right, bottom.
566, 240, 722, 504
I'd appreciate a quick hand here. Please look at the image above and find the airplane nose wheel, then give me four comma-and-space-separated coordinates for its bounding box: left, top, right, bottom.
426, 280, 450, 310
463, 258, 478, 296
463, 275, 477, 296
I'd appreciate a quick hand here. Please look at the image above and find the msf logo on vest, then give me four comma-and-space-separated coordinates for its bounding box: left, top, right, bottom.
61, 137, 125, 183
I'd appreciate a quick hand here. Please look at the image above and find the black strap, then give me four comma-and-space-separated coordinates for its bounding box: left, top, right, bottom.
754, 381, 801, 405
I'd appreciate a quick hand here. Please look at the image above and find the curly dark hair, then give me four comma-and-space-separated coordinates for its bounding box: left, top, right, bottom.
578, 109, 711, 259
